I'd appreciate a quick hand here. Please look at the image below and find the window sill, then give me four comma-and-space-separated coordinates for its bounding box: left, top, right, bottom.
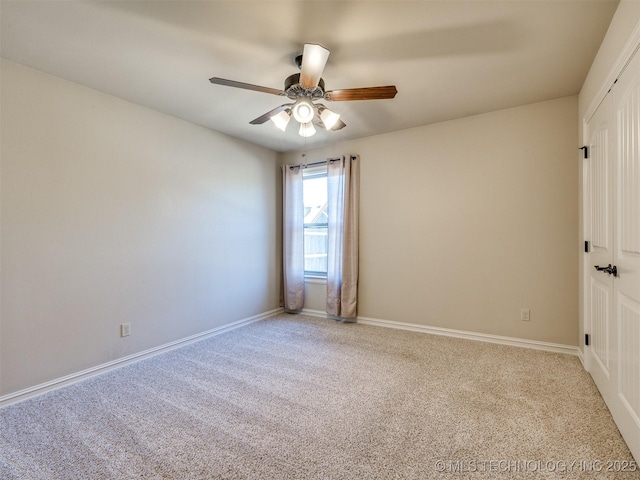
305, 276, 327, 285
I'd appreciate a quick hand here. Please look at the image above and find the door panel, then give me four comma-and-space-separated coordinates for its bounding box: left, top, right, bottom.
592, 125, 610, 250
618, 82, 640, 255
591, 277, 611, 376
619, 295, 640, 426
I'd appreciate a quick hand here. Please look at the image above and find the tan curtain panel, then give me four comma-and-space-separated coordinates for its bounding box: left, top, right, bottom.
326, 155, 359, 319
281, 165, 305, 312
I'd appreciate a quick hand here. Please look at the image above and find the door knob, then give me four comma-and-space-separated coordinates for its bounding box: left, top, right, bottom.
594, 264, 618, 277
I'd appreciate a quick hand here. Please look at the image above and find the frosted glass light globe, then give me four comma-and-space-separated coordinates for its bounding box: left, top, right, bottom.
299, 122, 316, 137
292, 99, 315, 124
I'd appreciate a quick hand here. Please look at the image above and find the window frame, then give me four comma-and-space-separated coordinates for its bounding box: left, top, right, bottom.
302, 165, 328, 278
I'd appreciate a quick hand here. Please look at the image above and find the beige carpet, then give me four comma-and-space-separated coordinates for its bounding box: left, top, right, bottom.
0, 314, 637, 479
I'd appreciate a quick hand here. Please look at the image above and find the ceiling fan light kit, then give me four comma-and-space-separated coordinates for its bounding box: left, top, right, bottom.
270, 109, 291, 132
209, 43, 397, 138
299, 122, 316, 138
292, 98, 315, 124
319, 106, 340, 130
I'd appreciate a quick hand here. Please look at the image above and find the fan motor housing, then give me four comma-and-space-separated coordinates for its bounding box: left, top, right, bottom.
284, 73, 325, 99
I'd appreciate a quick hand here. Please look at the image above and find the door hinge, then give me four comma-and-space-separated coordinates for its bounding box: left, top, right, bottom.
579, 146, 589, 159
585, 334, 590, 346
585, 241, 590, 253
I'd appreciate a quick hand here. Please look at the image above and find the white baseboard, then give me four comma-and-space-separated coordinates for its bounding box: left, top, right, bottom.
3, 307, 577, 408
302, 308, 342, 321
301, 308, 328, 318
0, 307, 284, 408
302, 308, 578, 356
577, 347, 585, 368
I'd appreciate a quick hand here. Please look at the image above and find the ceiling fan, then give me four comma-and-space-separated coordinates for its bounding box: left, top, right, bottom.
209, 43, 397, 137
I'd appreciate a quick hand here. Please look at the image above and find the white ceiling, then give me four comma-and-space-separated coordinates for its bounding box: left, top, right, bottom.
0, 0, 618, 153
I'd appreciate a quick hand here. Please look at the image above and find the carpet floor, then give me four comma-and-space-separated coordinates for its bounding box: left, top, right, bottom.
0, 314, 638, 479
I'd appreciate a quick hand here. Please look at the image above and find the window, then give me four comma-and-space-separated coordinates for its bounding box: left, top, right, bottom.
302, 166, 328, 276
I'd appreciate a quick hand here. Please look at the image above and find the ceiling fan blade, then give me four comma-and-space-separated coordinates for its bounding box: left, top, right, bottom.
324, 86, 397, 101
249, 104, 293, 124
299, 44, 330, 89
209, 77, 285, 96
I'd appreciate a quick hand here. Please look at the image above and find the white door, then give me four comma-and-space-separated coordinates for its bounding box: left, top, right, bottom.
612, 48, 640, 461
585, 49, 640, 462
585, 88, 616, 410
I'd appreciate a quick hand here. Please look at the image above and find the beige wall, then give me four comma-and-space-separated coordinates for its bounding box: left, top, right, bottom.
0, 60, 280, 396
281, 96, 579, 346
578, 1, 640, 354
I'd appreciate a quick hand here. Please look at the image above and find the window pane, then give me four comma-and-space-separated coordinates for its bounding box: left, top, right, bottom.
304, 225, 328, 274
303, 171, 327, 275
303, 176, 327, 225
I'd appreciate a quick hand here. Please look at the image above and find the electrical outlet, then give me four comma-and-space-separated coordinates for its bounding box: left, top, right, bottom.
120, 323, 131, 337
520, 309, 530, 322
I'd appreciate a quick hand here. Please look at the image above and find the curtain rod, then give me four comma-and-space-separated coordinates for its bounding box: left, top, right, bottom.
288, 156, 356, 170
